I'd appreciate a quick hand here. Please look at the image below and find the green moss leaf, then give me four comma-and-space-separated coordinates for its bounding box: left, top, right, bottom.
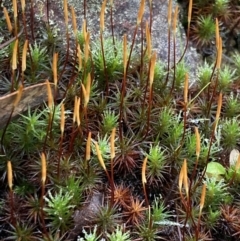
206, 162, 226, 179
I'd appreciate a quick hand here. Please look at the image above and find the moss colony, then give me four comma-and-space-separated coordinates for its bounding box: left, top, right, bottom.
1, 0, 240, 240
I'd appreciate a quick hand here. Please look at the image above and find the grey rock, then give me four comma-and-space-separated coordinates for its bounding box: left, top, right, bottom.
67, 192, 104, 240
150, 0, 201, 85
34, 0, 201, 85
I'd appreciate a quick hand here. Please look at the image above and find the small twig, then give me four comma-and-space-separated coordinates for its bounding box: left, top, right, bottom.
0, 28, 23, 50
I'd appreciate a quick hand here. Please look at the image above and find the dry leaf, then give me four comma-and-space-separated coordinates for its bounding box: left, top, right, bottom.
229, 149, 239, 167
0, 83, 63, 128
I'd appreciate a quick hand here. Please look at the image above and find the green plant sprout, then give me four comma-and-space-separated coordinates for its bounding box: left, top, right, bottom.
145, 144, 168, 184
77, 226, 100, 241
102, 109, 119, 134
191, 15, 216, 47
107, 226, 131, 241
44, 189, 75, 232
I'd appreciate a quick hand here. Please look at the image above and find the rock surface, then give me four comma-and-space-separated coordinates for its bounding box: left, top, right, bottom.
34, 0, 202, 84
67, 192, 104, 240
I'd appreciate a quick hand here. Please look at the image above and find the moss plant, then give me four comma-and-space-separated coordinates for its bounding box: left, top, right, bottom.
153, 107, 176, 139
62, 175, 84, 206
221, 118, 240, 151
217, 65, 236, 92
204, 207, 221, 230
125, 197, 146, 226
109, 183, 131, 209
145, 144, 168, 185
137, 222, 160, 241
3, 107, 47, 154
107, 226, 131, 241
91, 134, 111, 161
223, 93, 240, 118
26, 42, 49, 83
196, 60, 214, 90
40, 231, 66, 241
212, 0, 231, 22
203, 177, 232, 210
94, 204, 121, 236
92, 37, 129, 89
172, 61, 188, 91
102, 109, 119, 135
24, 193, 42, 224
191, 15, 216, 47
232, 51, 240, 78
151, 197, 172, 223
152, 61, 167, 91
77, 226, 100, 241
44, 189, 75, 233
226, 166, 240, 185
5, 222, 36, 241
